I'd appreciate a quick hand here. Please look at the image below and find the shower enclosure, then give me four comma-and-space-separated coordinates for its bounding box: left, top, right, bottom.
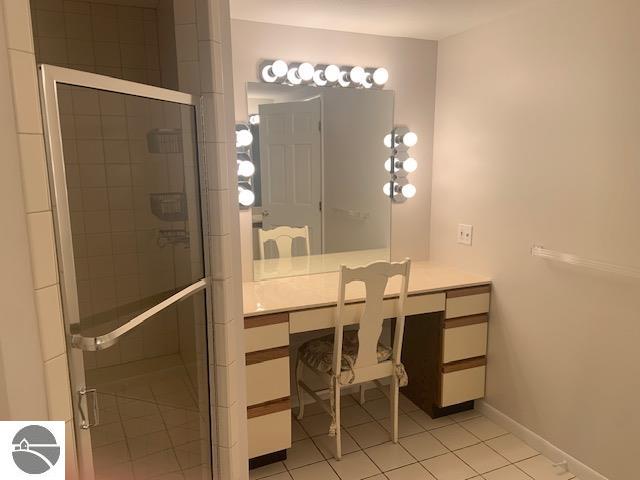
39, 65, 214, 480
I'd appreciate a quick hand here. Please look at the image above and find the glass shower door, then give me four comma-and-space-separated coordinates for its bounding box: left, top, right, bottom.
39, 65, 213, 480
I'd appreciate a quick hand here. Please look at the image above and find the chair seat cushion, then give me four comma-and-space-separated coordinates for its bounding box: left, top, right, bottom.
298, 331, 392, 375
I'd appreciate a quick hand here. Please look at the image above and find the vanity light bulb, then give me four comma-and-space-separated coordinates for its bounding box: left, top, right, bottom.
238, 187, 255, 207
401, 183, 417, 199
237, 160, 255, 178
236, 129, 253, 148
402, 131, 418, 147
361, 72, 373, 89
350, 66, 366, 84
383, 182, 392, 196
402, 157, 418, 173
298, 62, 315, 82
384, 158, 392, 172
373, 67, 389, 86
324, 64, 340, 83
261, 65, 278, 83
338, 71, 351, 87
313, 69, 328, 86
271, 59, 288, 77
249, 114, 260, 125
287, 67, 302, 85
383, 134, 396, 148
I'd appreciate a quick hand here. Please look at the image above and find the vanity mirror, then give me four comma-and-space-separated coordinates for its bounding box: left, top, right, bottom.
246, 82, 394, 280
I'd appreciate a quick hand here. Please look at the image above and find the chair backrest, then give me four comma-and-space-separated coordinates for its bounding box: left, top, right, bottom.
258, 225, 310, 259
333, 259, 411, 374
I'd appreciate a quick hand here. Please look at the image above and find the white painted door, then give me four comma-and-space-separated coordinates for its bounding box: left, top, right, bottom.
259, 97, 322, 254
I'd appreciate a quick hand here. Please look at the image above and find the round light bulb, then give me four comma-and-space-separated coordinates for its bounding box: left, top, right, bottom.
324, 64, 340, 83
237, 160, 255, 177
401, 183, 417, 199
313, 69, 327, 86
383, 182, 392, 196
349, 66, 365, 84
361, 72, 373, 89
236, 129, 253, 148
383, 134, 396, 148
384, 158, 392, 172
338, 70, 351, 87
249, 114, 260, 125
402, 131, 418, 147
287, 67, 302, 85
298, 62, 315, 81
271, 60, 288, 77
261, 65, 277, 83
402, 157, 417, 173
238, 187, 255, 206
373, 67, 389, 86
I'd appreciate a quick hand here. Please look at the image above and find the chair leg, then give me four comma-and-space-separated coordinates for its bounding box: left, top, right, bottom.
390, 376, 399, 443
359, 384, 366, 405
335, 378, 342, 460
296, 358, 305, 420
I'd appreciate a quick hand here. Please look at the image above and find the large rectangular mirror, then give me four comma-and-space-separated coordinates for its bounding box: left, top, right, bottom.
246, 82, 394, 281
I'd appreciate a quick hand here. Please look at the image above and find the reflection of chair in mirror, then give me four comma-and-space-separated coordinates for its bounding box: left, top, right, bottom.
258, 225, 311, 259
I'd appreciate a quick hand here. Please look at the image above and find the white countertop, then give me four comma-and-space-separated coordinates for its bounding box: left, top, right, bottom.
243, 260, 491, 317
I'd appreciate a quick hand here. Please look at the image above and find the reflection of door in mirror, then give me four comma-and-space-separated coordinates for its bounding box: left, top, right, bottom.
258, 97, 322, 257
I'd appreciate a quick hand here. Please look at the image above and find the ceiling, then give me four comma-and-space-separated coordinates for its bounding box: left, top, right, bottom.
229, 0, 541, 41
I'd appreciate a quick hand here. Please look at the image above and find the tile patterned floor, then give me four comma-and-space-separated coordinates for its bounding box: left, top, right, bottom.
250, 386, 579, 480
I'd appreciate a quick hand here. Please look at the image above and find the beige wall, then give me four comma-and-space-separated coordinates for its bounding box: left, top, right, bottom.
230, 19, 438, 279
431, 1, 640, 478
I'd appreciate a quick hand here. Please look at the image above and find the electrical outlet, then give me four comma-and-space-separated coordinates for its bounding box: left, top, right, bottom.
457, 224, 473, 245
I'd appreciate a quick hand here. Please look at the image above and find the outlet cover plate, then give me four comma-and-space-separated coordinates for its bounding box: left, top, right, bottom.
457, 224, 473, 245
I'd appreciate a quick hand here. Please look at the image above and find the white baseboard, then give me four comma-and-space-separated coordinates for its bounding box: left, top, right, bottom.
476, 400, 608, 480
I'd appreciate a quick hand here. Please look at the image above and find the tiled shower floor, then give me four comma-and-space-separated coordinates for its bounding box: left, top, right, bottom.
250, 386, 579, 480
88, 359, 210, 480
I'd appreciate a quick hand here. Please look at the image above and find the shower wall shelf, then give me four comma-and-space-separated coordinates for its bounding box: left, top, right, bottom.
531, 245, 640, 279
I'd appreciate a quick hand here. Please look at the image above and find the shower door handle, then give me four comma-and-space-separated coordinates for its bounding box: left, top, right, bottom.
77, 386, 99, 430
70, 278, 208, 351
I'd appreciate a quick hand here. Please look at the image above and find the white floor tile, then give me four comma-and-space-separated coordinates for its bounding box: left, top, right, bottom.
378, 415, 425, 438
420, 453, 477, 480
399, 432, 448, 461
429, 425, 480, 451
453, 444, 508, 474
516, 455, 575, 480
449, 410, 482, 423
285, 439, 325, 470
131, 448, 180, 479
289, 461, 340, 480
328, 451, 381, 480
407, 410, 455, 431
482, 465, 532, 480
385, 463, 436, 480
484, 434, 538, 463
341, 404, 375, 427
458, 417, 507, 441
363, 398, 391, 419
363, 475, 387, 480
313, 429, 361, 459
292, 419, 310, 441
364, 442, 416, 472
262, 473, 293, 480
348, 421, 392, 449
353, 385, 386, 403
249, 461, 287, 480
128, 430, 173, 459
399, 394, 421, 413
300, 412, 334, 437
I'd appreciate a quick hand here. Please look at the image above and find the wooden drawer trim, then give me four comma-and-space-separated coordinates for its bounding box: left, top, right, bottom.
446, 285, 491, 298
247, 397, 291, 419
444, 314, 488, 329
442, 356, 486, 373
245, 312, 289, 329
246, 346, 289, 365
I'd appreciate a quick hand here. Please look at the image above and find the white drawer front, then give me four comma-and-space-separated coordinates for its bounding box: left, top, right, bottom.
246, 357, 290, 406
248, 409, 291, 458
443, 323, 488, 363
446, 293, 490, 319
290, 293, 445, 333
245, 323, 289, 353
441, 366, 486, 407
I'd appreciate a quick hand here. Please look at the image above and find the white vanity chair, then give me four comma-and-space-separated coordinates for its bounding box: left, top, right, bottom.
258, 225, 310, 258
295, 259, 411, 459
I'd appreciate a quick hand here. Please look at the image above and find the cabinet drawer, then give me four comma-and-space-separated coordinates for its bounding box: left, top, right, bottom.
289, 293, 445, 333
245, 322, 289, 353
248, 409, 291, 458
446, 286, 490, 319
443, 322, 488, 363
246, 356, 290, 406
441, 365, 486, 407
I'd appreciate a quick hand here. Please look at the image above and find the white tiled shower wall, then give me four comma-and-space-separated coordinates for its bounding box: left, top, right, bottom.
1, 0, 248, 479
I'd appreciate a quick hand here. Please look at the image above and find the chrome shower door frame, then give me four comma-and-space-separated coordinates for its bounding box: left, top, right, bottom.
38, 65, 213, 480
